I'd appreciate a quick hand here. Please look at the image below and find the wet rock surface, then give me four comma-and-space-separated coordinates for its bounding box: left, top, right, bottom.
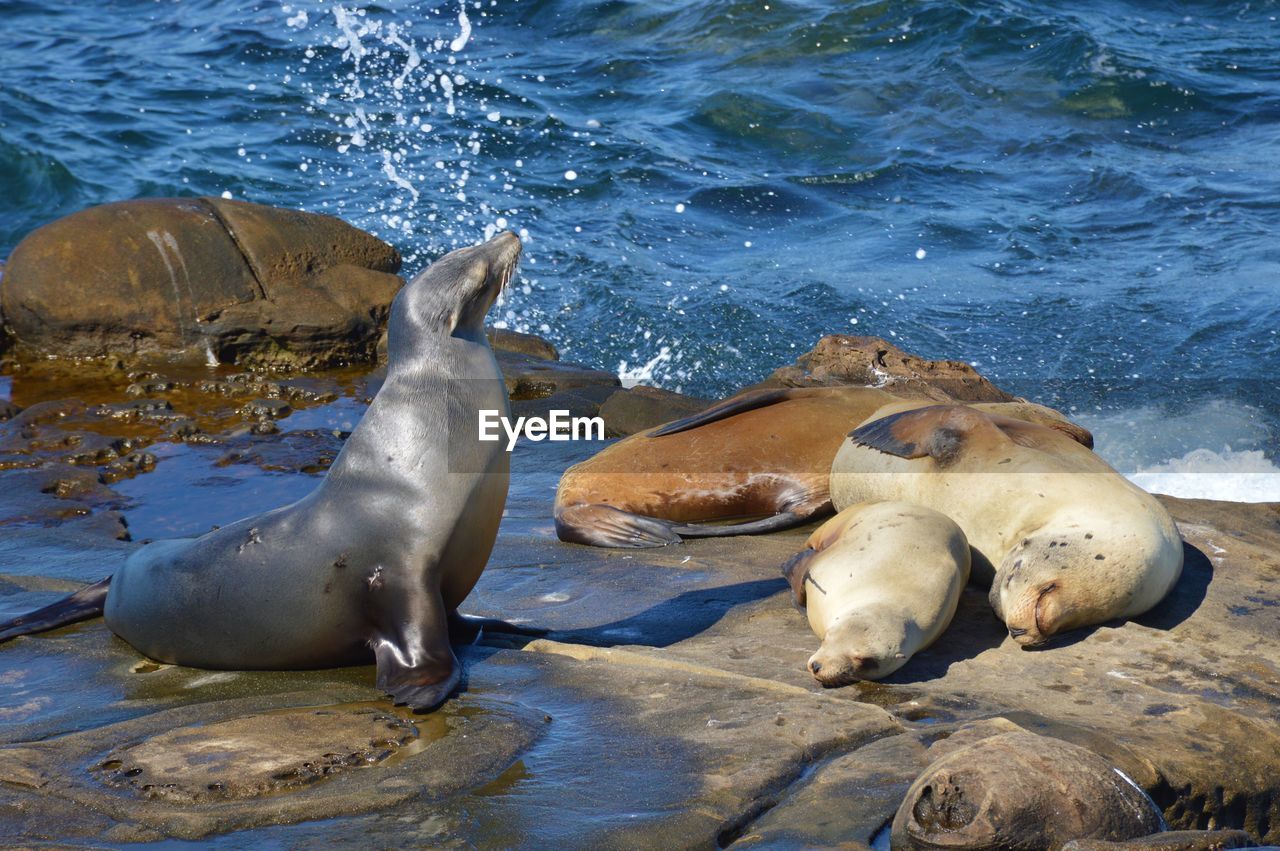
1, 198, 403, 368
0, 338, 1277, 846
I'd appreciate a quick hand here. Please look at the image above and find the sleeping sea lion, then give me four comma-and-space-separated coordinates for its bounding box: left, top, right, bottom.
555, 386, 1093, 548
830, 404, 1184, 645
782, 500, 970, 685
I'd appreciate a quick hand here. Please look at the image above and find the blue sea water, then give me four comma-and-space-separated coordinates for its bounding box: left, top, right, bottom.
1, 0, 1278, 497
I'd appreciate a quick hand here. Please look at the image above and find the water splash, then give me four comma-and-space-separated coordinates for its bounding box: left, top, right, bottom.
278, 2, 534, 267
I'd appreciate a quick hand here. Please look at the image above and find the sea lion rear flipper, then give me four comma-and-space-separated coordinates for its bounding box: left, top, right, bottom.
555, 503, 682, 548
649, 388, 815, 437
670, 510, 816, 538
373, 589, 461, 711
985, 414, 1078, 451
850, 405, 1004, 462
0, 577, 111, 644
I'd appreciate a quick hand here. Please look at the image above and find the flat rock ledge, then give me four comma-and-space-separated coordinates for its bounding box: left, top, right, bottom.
0, 335, 1277, 847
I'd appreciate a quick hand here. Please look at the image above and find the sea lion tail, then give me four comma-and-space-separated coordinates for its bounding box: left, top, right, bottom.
0, 577, 112, 644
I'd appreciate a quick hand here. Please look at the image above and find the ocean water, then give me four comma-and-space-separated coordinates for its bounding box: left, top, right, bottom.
1, 0, 1277, 499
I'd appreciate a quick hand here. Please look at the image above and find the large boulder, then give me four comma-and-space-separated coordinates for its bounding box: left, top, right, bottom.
1, 198, 403, 368
760, 334, 1016, 402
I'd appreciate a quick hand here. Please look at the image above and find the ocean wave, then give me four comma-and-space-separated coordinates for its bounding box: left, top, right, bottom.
1130, 448, 1280, 503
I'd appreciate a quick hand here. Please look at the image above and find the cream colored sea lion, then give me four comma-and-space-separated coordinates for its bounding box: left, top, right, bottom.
554, 385, 1093, 548
830, 404, 1184, 645
782, 501, 970, 685
0, 232, 525, 710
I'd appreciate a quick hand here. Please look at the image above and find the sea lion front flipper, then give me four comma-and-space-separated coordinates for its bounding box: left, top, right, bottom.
555, 503, 682, 548
780, 547, 818, 608
850, 405, 1004, 463
0, 577, 111, 644
649, 387, 817, 437
373, 589, 460, 711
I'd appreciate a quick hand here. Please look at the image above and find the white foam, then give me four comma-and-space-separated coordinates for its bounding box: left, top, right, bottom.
1079, 400, 1279, 503
1130, 448, 1280, 503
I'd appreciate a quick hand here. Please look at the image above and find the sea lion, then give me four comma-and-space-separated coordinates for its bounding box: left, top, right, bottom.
782, 501, 970, 685
892, 730, 1165, 849
554, 386, 1093, 548
830, 404, 1184, 645
0, 231, 523, 710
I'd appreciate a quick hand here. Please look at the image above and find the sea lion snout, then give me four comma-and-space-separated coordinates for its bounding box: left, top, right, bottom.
807, 647, 880, 687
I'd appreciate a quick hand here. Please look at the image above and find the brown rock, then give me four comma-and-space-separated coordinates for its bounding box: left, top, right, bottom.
1, 198, 403, 368
597, 385, 711, 437
760, 335, 1016, 402
487, 327, 559, 361
891, 730, 1165, 850
203, 196, 399, 285
497, 351, 619, 399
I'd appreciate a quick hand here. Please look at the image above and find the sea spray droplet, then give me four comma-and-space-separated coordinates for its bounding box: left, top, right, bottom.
915, 248, 927, 260
449, 1, 472, 52
564, 170, 578, 181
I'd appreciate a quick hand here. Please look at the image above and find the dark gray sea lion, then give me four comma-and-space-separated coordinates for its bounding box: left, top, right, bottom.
0, 231, 523, 711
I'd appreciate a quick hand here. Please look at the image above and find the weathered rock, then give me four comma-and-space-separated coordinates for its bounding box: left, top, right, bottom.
1, 373, 1279, 846
487, 327, 559, 361
891, 730, 1165, 850
1, 198, 403, 367
0, 692, 544, 840
498, 350, 620, 399
759, 334, 1016, 402
597, 385, 711, 437
508, 384, 618, 425
1061, 830, 1255, 851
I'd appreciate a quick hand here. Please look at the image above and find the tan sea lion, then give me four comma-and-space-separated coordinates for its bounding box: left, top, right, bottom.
554, 386, 1093, 548
782, 501, 970, 685
0, 232, 525, 711
893, 730, 1165, 849
830, 404, 1184, 645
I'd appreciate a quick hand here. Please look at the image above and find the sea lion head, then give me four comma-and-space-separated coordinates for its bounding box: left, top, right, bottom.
807, 611, 908, 685
994, 528, 1118, 646
389, 230, 522, 349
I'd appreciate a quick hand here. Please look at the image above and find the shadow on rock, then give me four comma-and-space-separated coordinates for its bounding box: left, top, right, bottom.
549, 578, 788, 649
1134, 541, 1213, 632
877, 589, 1010, 685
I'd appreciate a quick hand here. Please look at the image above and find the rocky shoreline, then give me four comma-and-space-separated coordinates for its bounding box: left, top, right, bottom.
1, 204, 1277, 848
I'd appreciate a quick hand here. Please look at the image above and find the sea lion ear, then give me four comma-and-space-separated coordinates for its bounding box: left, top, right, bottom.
850, 404, 999, 461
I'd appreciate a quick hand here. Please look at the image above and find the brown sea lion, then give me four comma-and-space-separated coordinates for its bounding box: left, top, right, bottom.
554, 386, 1093, 548
830, 404, 1184, 645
